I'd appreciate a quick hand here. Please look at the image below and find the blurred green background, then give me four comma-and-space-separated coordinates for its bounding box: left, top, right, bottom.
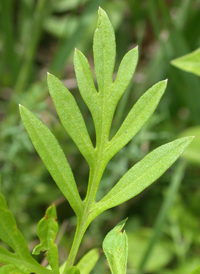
0, 0, 200, 273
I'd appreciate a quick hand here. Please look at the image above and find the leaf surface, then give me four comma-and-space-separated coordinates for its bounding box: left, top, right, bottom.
20, 105, 82, 216
103, 219, 128, 274
76, 249, 99, 274
0, 246, 50, 274
171, 47, 200, 76
112, 47, 138, 105
74, 49, 100, 130
47, 73, 94, 166
107, 80, 167, 160
97, 137, 193, 213
93, 7, 116, 93
0, 246, 19, 265
0, 264, 26, 274
33, 204, 59, 274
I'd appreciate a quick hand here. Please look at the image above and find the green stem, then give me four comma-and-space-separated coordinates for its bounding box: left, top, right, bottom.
63, 146, 108, 272
62, 48, 112, 272
62, 216, 89, 272
138, 160, 187, 274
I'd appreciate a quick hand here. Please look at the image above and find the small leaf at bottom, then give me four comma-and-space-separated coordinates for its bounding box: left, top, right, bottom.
33, 204, 59, 273
103, 219, 128, 274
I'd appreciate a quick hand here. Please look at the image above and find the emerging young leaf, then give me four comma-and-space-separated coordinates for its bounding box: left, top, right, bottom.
171, 47, 200, 76
95, 137, 193, 214
47, 73, 95, 167
76, 249, 100, 274
20, 105, 83, 216
33, 204, 59, 273
103, 219, 128, 274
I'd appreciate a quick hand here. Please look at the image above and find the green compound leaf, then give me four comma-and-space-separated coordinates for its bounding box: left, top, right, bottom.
47, 73, 95, 167
171, 47, 200, 76
103, 219, 128, 274
19, 105, 82, 216
93, 7, 116, 93
96, 137, 193, 213
76, 249, 100, 274
0, 193, 50, 274
0, 264, 26, 274
33, 204, 59, 274
107, 80, 167, 160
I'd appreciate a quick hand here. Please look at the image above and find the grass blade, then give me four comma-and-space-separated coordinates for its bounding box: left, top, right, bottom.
138, 161, 187, 273
50, 0, 106, 75
15, 0, 50, 95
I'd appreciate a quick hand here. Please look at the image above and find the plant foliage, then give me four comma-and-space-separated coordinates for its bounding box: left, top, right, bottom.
0, 7, 193, 274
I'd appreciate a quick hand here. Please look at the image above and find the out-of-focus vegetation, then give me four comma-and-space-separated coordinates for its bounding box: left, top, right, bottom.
0, 0, 200, 273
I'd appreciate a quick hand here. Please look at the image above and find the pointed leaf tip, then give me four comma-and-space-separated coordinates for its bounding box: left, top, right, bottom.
114, 218, 128, 233
97, 6, 108, 19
